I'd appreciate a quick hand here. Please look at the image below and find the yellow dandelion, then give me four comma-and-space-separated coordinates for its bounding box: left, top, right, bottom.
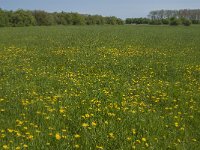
96, 145, 104, 149
55, 133, 61, 140
85, 114, 90, 118
132, 129, 136, 134
175, 122, 179, 127
15, 146, 20, 150
23, 144, 28, 148
82, 123, 89, 128
74, 144, 80, 148
92, 121, 97, 126
59, 108, 65, 113
142, 137, 147, 142
109, 133, 115, 138
127, 137, 131, 141
3, 145, 9, 149
74, 134, 81, 138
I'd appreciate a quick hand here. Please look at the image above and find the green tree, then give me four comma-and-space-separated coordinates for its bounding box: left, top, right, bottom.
71, 13, 85, 25
169, 17, 180, 26
181, 18, 192, 26
33, 10, 55, 26
0, 9, 10, 27
10, 10, 36, 27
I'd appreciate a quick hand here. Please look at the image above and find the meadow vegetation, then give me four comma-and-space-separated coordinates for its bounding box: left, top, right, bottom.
0, 25, 200, 149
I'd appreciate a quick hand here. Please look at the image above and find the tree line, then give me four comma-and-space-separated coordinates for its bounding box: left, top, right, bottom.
126, 9, 200, 26
0, 9, 124, 27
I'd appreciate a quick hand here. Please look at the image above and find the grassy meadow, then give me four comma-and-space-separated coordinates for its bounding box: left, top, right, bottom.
0, 25, 200, 149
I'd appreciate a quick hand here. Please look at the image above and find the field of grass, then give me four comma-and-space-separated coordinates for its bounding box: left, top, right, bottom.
0, 25, 200, 150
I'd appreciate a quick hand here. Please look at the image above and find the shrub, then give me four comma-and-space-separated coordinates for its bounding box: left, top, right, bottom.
182, 19, 192, 26
169, 17, 180, 26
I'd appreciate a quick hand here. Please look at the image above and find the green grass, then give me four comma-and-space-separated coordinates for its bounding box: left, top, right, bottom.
0, 25, 200, 150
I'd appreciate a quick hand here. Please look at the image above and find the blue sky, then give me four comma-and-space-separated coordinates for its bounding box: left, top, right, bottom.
0, 0, 200, 18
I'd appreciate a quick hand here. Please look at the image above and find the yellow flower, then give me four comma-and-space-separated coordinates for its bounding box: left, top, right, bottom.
85, 114, 90, 118
109, 133, 115, 138
74, 144, 80, 148
96, 145, 104, 149
132, 129, 136, 134
74, 134, 81, 138
59, 108, 65, 113
16, 146, 20, 150
23, 144, 28, 148
127, 137, 131, 141
3, 145, 9, 149
192, 138, 197, 142
82, 123, 89, 128
55, 133, 61, 140
142, 137, 147, 142
27, 135, 33, 140
7, 129, 14, 133
92, 121, 97, 126
175, 122, 179, 127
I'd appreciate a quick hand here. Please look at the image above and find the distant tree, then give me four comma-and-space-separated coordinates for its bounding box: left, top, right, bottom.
181, 18, 192, 26
10, 10, 36, 27
191, 20, 199, 24
0, 8, 125, 27
33, 10, 55, 26
125, 18, 132, 24
161, 19, 169, 25
0, 9, 10, 27
105, 16, 117, 25
149, 19, 162, 25
71, 13, 85, 25
169, 17, 180, 26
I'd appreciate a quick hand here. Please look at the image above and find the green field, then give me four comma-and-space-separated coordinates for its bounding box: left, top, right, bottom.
0, 25, 200, 150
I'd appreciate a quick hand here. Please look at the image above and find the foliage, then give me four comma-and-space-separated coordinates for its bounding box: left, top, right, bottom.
125, 18, 150, 24
169, 17, 180, 26
149, 19, 162, 25
0, 9, 124, 27
181, 18, 192, 26
10, 10, 36, 27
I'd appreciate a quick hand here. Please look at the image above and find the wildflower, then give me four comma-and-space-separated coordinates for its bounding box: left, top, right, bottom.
82, 123, 89, 128
127, 137, 131, 141
16, 146, 20, 150
145, 143, 149, 147
175, 122, 179, 127
142, 137, 147, 142
96, 145, 104, 149
132, 129, 136, 134
23, 144, 28, 148
109, 133, 115, 138
136, 139, 141, 144
3, 145, 9, 149
192, 138, 197, 142
55, 133, 61, 140
74, 134, 81, 138
74, 144, 80, 148
92, 121, 97, 126
85, 114, 90, 118
59, 108, 65, 113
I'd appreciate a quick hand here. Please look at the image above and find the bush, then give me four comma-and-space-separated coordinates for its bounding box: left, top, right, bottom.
161, 19, 169, 25
169, 17, 180, 26
149, 19, 162, 25
182, 19, 192, 26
